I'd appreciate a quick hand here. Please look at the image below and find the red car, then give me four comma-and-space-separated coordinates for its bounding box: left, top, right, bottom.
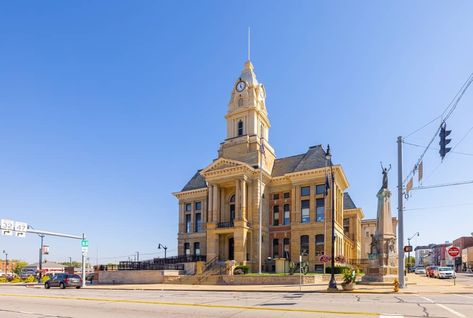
426, 266, 438, 278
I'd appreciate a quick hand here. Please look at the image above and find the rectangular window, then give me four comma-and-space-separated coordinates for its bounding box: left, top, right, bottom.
300, 235, 309, 256
185, 203, 192, 212
300, 186, 310, 197
185, 214, 191, 233
283, 238, 290, 259
194, 242, 201, 256
272, 239, 279, 258
316, 184, 326, 195
283, 204, 290, 225
184, 243, 190, 256
283, 192, 290, 199
316, 199, 325, 222
301, 200, 310, 223
195, 213, 202, 232
315, 234, 324, 256
273, 193, 279, 200
273, 205, 279, 226
343, 218, 350, 234
314, 265, 324, 273
195, 201, 201, 210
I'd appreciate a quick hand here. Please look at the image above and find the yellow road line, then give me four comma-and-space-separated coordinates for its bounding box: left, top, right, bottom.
0, 293, 380, 316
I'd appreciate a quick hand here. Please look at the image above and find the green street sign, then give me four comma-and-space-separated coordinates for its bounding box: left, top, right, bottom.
81, 240, 89, 247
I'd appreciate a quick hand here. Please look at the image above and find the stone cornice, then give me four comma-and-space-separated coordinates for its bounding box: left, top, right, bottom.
173, 188, 208, 199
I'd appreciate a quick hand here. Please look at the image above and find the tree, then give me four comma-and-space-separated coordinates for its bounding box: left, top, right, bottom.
13, 260, 28, 275
405, 256, 415, 268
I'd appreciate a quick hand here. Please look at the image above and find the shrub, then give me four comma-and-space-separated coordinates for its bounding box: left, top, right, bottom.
325, 266, 350, 274
24, 275, 36, 283
10, 277, 22, 283
233, 265, 250, 275
0, 276, 7, 283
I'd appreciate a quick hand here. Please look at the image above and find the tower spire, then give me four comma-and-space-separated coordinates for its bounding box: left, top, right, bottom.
247, 27, 251, 61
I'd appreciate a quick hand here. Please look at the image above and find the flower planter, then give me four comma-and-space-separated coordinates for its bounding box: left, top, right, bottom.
341, 282, 354, 291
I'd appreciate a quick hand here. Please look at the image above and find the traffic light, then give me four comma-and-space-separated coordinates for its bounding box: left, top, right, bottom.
439, 122, 452, 160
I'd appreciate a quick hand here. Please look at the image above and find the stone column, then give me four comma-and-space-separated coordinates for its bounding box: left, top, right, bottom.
235, 179, 241, 221
179, 202, 185, 233
208, 184, 213, 223
212, 185, 219, 223
241, 178, 247, 222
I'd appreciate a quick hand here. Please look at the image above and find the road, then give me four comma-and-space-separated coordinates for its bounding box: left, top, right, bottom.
0, 285, 472, 318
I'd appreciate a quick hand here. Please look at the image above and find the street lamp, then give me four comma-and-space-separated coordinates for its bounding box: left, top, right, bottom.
158, 243, 168, 260
2, 250, 7, 276
325, 145, 338, 291
407, 232, 419, 271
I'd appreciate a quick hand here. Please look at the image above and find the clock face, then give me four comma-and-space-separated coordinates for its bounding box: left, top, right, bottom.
236, 81, 246, 92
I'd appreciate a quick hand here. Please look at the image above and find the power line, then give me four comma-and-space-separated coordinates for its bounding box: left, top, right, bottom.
405, 115, 441, 138
410, 179, 473, 191
403, 73, 473, 184
403, 141, 473, 156
405, 202, 473, 211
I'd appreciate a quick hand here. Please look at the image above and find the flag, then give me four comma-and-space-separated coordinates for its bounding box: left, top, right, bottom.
406, 177, 413, 194
325, 174, 330, 196
418, 161, 423, 183
260, 138, 266, 157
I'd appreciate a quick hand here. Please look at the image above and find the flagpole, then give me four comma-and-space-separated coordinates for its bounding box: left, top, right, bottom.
258, 135, 263, 274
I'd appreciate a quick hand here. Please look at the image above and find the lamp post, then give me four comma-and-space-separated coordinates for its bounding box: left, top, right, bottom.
158, 243, 168, 260
407, 232, 419, 271
326, 145, 338, 291
2, 250, 7, 276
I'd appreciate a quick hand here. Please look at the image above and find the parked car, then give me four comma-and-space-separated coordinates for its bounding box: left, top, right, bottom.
427, 266, 438, 278
415, 266, 426, 275
435, 267, 456, 279
44, 273, 82, 289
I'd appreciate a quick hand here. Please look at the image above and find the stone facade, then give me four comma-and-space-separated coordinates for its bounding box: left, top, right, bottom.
174, 59, 364, 272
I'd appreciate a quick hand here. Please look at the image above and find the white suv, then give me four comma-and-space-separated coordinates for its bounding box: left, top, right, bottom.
436, 267, 455, 279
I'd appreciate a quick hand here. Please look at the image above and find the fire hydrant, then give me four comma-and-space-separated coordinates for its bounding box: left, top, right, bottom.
393, 278, 400, 292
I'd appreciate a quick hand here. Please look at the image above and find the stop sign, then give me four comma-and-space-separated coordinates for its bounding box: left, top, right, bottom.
448, 246, 460, 257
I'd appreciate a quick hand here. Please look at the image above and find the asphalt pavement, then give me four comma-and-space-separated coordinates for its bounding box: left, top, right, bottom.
0, 285, 472, 318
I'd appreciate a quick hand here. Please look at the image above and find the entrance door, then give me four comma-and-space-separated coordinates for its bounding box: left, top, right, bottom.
229, 238, 234, 260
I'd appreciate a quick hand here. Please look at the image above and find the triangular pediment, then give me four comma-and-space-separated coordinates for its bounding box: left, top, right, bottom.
200, 158, 253, 175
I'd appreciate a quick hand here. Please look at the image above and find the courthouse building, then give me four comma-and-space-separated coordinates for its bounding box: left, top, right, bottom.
173, 59, 364, 272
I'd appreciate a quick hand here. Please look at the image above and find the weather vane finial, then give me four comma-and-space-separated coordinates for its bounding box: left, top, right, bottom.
248, 27, 251, 61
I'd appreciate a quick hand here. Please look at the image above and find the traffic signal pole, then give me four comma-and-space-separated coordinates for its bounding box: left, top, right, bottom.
397, 136, 405, 288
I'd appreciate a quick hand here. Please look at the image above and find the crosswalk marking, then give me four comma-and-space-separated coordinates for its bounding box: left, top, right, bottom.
421, 296, 465, 318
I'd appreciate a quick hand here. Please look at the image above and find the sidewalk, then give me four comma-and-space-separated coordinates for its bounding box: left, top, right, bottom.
85, 274, 472, 294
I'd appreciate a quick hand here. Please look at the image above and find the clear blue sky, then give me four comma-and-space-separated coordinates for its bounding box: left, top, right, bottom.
1, 1, 472, 264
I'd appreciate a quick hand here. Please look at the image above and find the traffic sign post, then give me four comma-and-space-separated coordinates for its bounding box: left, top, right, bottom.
448, 246, 460, 258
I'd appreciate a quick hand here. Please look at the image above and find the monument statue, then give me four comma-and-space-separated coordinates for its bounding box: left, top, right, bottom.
380, 162, 391, 190
362, 163, 398, 283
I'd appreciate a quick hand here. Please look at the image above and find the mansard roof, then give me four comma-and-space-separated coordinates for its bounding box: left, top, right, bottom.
181, 170, 206, 191
343, 192, 357, 209
180, 145, 334, 192
271, 145, 329, 177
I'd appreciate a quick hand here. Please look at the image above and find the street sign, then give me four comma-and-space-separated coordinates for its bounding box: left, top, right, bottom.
14, 221, 27, 238
1, 229, 13, 236
448, 246, 460, 257
42, 245, 49, 255
81, 240, 89, 247
404, 245, 413, 253
1, 219, 14, 231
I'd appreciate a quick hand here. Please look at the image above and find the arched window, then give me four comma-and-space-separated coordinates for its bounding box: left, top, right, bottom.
237, 120, 244, 136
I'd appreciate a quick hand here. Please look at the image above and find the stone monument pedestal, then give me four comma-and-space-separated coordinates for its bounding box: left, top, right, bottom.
362, 187, 398, 283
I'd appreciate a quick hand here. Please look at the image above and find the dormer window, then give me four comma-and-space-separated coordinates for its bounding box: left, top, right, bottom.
237, 120, 244, 136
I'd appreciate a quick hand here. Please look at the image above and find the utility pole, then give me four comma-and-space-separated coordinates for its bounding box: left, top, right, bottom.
81, 233, 86, 288
407, 232, 419, 271
136, 251, 139, 262
38, 234, 44, 283
69, 257, 72, 267
2, 250, 7, 276
397, 136, 405, 288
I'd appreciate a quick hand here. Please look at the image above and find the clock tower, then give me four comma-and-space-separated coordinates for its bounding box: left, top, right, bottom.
218, 60, 275, 173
